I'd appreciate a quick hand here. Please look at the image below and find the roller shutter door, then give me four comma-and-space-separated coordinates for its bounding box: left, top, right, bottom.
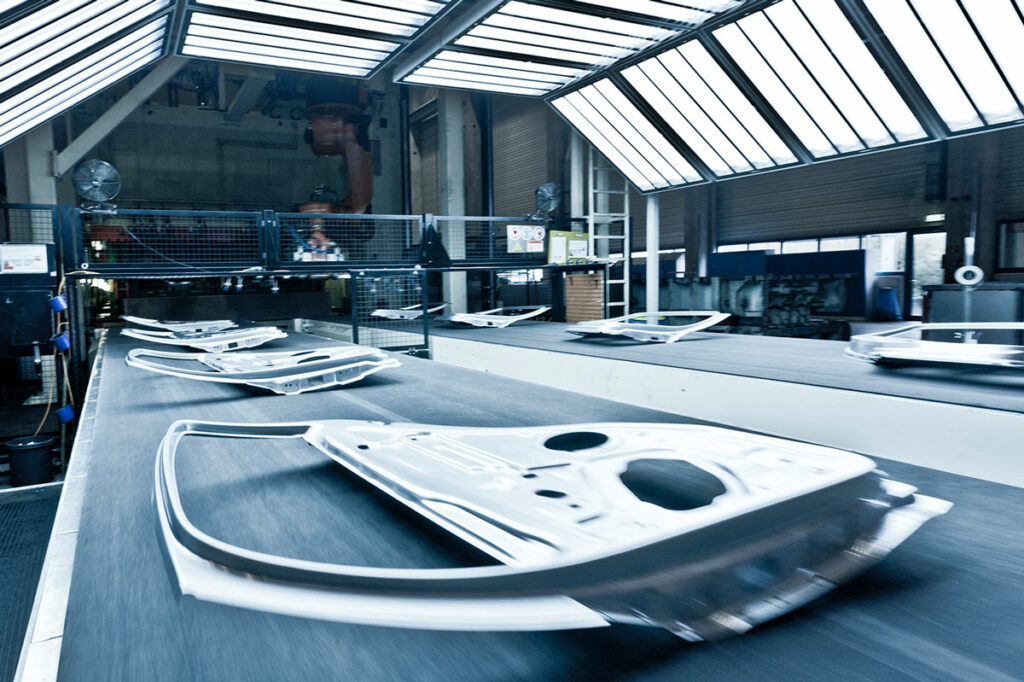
717, 144, 933, 243
492, 96, 549, 217
411, 116, 439, 216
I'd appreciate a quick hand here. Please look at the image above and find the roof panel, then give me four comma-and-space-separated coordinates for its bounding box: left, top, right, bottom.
396, 1, 756, 96
0, 18, 167, 147
551, 78, 701, 191
865, 0, 983, 131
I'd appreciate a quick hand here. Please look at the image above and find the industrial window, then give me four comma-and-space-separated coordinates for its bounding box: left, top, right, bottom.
863, 232, 906, 272
747, 241, 781, 253
0, 18, 168, 148
623, 40, 797, 177
714, 0, 925, 157
820, 236, 861, 252
781, 239, 818, 254
864, 0, 1024, 131
716, 243, 748, 253
551, 79, 702, 192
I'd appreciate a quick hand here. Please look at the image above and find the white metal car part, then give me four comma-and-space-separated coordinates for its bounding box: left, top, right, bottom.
122, 326, 287, 352
126, 346, 399, 395
156, 420, 950, 640
371, 303, 447, 320
121, 315, 237, 334
846, 322, 1024, 368
566, 311, 731, 343
449, 305, 550, 328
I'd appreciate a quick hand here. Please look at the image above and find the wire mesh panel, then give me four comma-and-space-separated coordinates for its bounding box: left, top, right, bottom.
351, 270, 429, 351
436, 216, 550, 265
0, 354, 61, 441
79, 210, 262, 272
0, 205, 58, 243
278, 213, 421, 268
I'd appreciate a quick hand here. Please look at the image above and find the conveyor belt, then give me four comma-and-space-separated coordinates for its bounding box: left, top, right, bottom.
430, 321, 1024, 414
50, 332, 1023, 681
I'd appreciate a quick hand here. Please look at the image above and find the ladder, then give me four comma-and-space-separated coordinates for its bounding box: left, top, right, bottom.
587, 148, 631, 316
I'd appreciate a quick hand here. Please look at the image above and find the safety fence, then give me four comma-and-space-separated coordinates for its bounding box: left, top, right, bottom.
8, 206, 552, 275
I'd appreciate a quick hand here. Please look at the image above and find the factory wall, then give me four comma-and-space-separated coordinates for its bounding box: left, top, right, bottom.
491, 96, 563, 218
622, 124, 1024, 279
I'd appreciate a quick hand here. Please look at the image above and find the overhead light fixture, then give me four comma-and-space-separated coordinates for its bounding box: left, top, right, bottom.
551, 79, 702, 192
0, 0, 171, 100
0, 19, 167, 148
924, 213, 946, 223
624, 39, 797, 177
864, 0, 1023, 131
714, 0, 926, 158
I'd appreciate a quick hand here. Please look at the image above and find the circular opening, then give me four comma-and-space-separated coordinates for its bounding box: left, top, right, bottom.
620, 459, 726, 511
357, 444, 369, 450
543, 432, 609, 452
534, 489, 566, 499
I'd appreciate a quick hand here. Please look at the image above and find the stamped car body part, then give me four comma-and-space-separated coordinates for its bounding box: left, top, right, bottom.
156, 420, 950, 639
371, 303, 447, 320
126, 346, 399, 395
846, 322, 1024, 368
122, 326, 287, 352
566, 311, 731, 343
449, 306, 550, 328
122, 315, 237, 334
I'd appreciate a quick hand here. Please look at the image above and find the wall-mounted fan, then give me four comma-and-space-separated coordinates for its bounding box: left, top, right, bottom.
534, 181, 561, 218
72, 159, 121, 212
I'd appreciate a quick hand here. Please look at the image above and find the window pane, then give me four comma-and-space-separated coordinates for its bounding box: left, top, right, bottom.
820, 236, 861, 251
716, 243, 747, 252
782, 239, 818, 254
748, 241, 781, 252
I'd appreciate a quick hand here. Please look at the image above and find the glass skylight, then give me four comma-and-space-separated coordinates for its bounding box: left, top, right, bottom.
404, 50, 587, 97
454, 1, 674, 67
0, 19, 167, 147
624, 39, 797, 177
182, 12, 399, 77
194, 0, 448, 38
0, 0, 171, 100
551, 79, 701, 192
715, 0, 926, 157
865, 0, 1023, 131
570, 0, 740, 26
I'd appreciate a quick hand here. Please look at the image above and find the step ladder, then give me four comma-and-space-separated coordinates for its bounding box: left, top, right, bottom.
587, 148, 631, 316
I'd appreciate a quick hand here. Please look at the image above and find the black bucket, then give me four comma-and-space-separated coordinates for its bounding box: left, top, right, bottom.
5, 436, 55, 487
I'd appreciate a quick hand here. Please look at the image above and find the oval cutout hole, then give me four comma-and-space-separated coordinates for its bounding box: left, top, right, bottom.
534, 489, 566, 499
544, 432, 608, 452
620, 459, 726, 511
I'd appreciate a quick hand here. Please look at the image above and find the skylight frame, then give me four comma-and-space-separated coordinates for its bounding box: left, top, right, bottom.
178, 0, 455, 80
621, 36, 800, 178
395, 0, 763, 98
0, 0, 173, 102
711, 0, 930, 159
861, 0, 1024, 133
548, 77, 704, 193
0, 16, 170, 148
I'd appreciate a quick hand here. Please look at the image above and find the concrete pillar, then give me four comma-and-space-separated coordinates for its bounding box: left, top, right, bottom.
646, 193, 660, 320
569, 133, 584, 220
3, 126, 58, 240
438, 89, 467, 313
